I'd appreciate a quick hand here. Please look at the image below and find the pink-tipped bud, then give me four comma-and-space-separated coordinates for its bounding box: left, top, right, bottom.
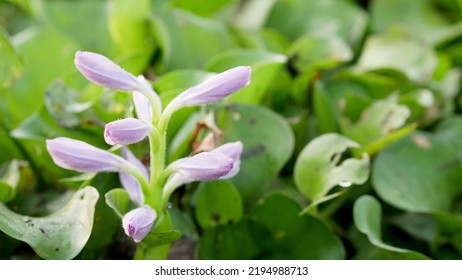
122, 206, 156, 243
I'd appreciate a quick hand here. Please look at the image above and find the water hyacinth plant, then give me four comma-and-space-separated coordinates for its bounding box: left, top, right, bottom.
46, 51, 251, 259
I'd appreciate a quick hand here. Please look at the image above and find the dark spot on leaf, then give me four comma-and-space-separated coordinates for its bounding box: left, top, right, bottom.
39, 228, 46, 234
249, 118, 256, 126
80, 194, 85, 200
212, 212, 220, 222
25, 219, 34, 227
225, 104, 238, 112
438, 158, 461, 172
55, 248, 59, 252
242, 145, 265, 160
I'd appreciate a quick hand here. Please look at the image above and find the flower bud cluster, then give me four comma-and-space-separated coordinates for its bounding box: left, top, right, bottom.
47, 51, 251, 243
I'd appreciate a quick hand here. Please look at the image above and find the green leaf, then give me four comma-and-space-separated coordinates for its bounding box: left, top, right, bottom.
373, 131, 462, 212
6, 26, 79, 128
171, 0, 233, 17
232, 0, 276, 30
0, 186, 99, 259
44, 81, 93, 128
205, 49, 286, 105
250, 192, 345, 259
355, 32, 438, 83
435, 116, 462, 153
265, 0, 368, 47
217, 103, 294, 202
0, 160, 20, 202
142, 230, 182, 247
198, 218, 259, 260
104, 188, 130, 219
0, 27, 23, 90
391, 213, 438, 244
149, 8, 235, 71
42, 0, 114, 54
287, 36, 353, 73
371, 0, 462, 45
353, 195, 430, 259
294, 133, 369, 205
340, 94, 413, 155
195, 181, 243, 228
109, 0, 152, 53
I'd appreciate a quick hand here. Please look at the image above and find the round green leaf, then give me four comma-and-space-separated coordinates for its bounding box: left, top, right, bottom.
294, 133, 369, 204
195, 181, 243, 228
0, 186, 99, 259
373, 131, 462, 212
353, 195, 430, 259
250, 191, 345, 259
217, 103, 294, 202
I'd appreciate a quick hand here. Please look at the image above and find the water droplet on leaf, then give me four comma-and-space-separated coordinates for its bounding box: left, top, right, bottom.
339, 181, 352, 187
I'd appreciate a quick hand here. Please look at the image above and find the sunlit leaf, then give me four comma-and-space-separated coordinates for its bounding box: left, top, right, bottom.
0, 186, 99, 259
294, 133, 369, 205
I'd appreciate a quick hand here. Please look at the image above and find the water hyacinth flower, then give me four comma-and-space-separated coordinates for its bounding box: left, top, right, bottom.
75, 51, 140, 92
122, 206, 156, 243
211, 141, 243, 179
46, 137, 126, 173
104, 118, 152, 146
119, 147, 148, 205
164, 66, 251, 115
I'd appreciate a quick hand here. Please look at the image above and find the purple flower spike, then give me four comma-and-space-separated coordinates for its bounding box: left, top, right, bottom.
165, 66, 251, 113
46, 137, 124, 172
211, 141, 243, 179
119, 147, 148, 205
75, 51, 140, 91
104, 118, 151, 145
122, 206, 156, 243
